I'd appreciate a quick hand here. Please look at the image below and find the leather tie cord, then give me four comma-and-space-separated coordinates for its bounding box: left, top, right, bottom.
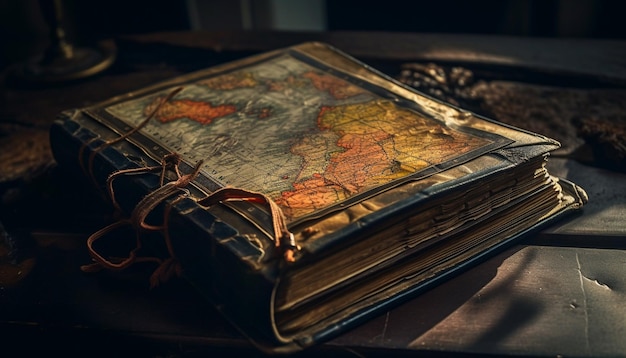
82, 155, 297, 287
80, 154, 203, 287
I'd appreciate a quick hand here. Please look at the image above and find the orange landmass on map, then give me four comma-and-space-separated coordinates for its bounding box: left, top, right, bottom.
303, 71, 366, 99
276, 174, 349, 218
145, 97, 237, 125
324, 131, 396, 193
276, 100, 490, 218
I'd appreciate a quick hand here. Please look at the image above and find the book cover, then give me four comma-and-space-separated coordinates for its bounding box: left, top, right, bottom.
49, 42, 587, 354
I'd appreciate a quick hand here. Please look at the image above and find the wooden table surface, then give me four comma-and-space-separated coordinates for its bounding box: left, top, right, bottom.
1, 30, 625, 357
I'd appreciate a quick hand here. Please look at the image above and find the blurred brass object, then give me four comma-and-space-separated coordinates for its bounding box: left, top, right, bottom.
12, 40, 117, 84
10, 0, 116, 85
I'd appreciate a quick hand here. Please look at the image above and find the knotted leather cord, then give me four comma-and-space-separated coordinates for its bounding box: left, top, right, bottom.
82, 156, 297, 286
80, 87, 297, 287
80, 154, 203, 287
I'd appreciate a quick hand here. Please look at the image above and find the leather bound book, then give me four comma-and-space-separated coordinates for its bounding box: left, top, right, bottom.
49, 42, 587, 354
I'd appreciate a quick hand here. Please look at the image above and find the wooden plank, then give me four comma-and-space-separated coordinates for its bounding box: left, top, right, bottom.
330, 245, 626, 357
543, 158, 626, 241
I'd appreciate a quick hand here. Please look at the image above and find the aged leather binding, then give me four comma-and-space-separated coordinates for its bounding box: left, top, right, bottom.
49, 42, 587, 354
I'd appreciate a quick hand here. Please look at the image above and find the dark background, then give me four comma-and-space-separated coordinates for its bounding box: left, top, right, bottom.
0, 2, 625, 357
1, 0, 626, 71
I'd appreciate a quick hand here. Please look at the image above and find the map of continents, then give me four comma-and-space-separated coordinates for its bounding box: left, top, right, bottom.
105, 55, 491, 221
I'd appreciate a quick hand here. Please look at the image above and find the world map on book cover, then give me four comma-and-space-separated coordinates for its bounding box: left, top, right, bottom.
103, 53, 505, 222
